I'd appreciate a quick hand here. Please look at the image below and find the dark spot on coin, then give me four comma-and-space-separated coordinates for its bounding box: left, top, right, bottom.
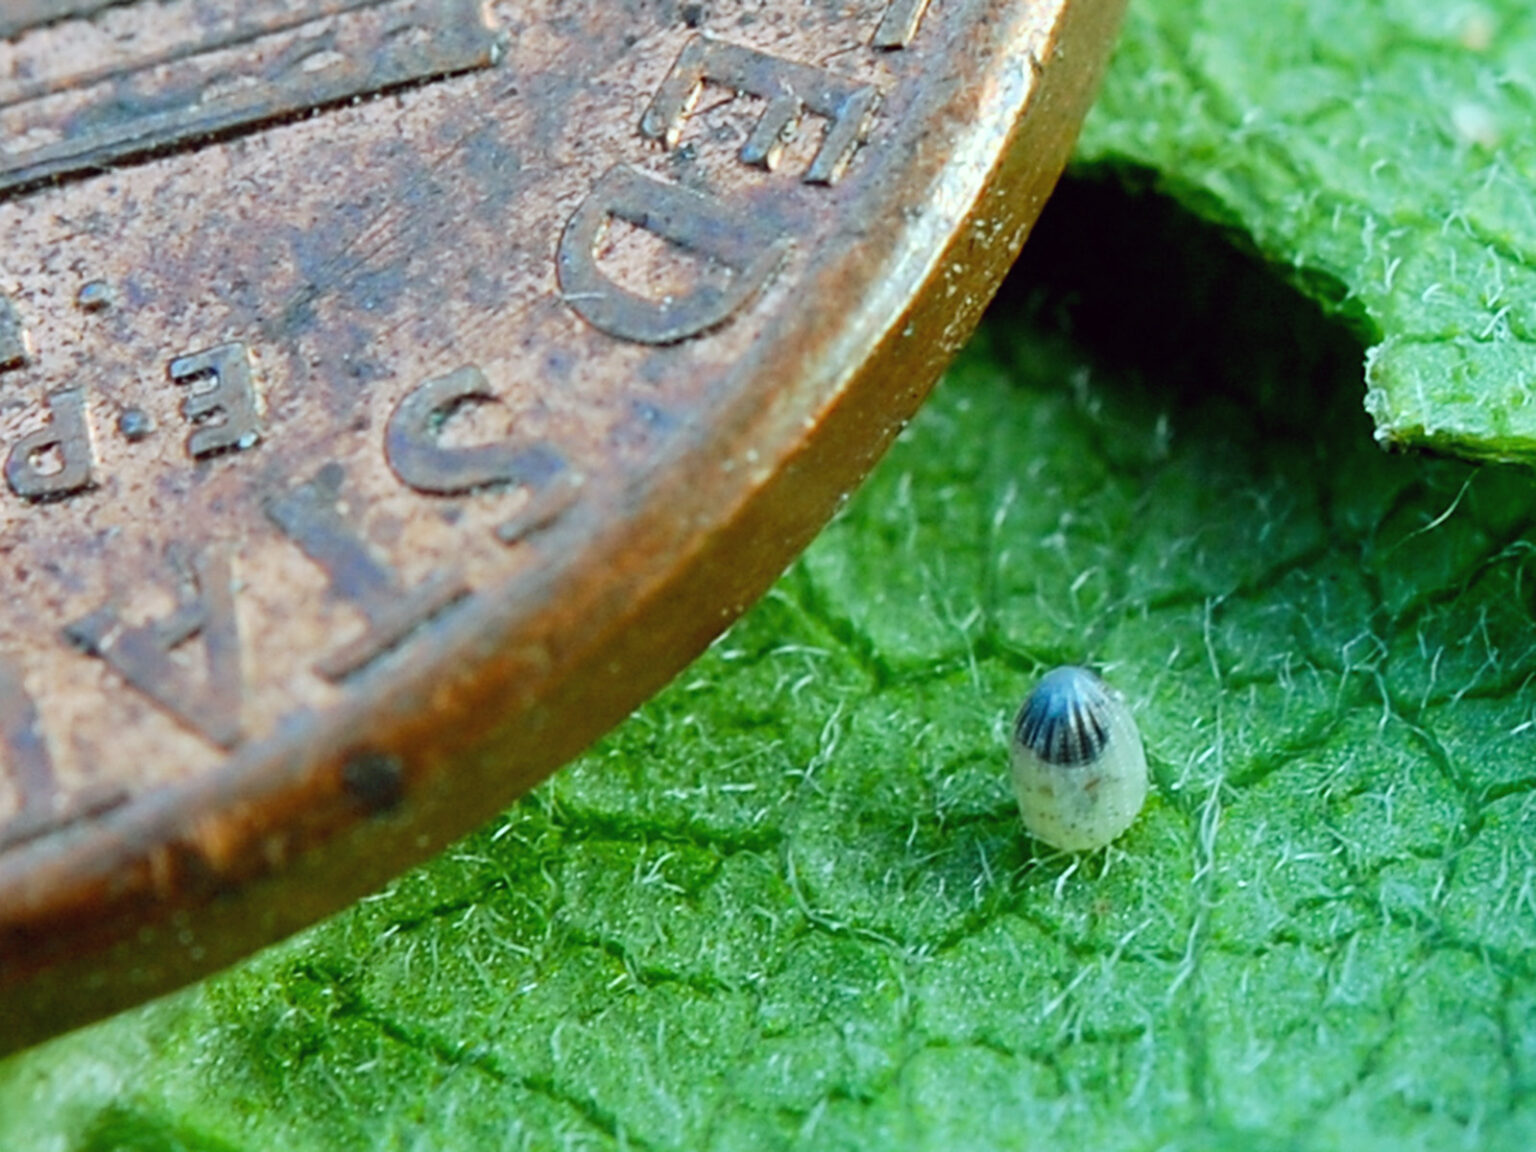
315, 461, 346, 493
77, 281, 114, 312
117, 407, 155, 442
341, 751, 406, 815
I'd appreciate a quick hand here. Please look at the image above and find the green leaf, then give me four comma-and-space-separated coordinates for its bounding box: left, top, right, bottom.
4, 181, 1535, 1149
1076, 0, 1536, 465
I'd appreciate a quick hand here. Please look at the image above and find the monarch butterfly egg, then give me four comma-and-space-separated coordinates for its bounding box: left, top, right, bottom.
1009, 666, 1148, 852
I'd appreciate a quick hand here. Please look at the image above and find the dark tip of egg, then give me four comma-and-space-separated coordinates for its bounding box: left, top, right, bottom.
1014, 666, 1112, 767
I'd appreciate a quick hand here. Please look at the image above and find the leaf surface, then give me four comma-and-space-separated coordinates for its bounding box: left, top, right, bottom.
1077, 0, 1536, 463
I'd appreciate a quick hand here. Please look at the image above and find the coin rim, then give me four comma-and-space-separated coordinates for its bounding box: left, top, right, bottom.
0, 0, 1128, 1054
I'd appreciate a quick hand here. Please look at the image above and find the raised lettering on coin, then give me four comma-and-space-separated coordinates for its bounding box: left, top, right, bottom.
65, 550, 246, 750
169, 343, 262, 459
641, 35, 880, 185
496, 473, 584, 547
874, 0, 935, 49
5, 387, 94, 501
0, 297, 30, 372
385, 366, 565, 495
266, 464, 470, 682
558, 165, 791, 345
0, 655, 126, 852
0, 0, 502, 197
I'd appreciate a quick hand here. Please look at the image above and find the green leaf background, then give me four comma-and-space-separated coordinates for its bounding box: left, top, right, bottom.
5, 2, 1536, 1147
1077, 0, 1536, 464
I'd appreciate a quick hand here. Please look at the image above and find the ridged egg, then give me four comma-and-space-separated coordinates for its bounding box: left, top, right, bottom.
1009, 666, 1148, 851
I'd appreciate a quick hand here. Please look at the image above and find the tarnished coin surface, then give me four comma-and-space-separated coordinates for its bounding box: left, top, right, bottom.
0, 0, 1124, 1053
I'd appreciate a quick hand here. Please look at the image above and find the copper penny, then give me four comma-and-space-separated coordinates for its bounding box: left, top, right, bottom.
0, 0, 1124, 1054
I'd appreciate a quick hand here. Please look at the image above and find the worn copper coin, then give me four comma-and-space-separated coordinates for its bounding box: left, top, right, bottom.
0, 0, 1124, 1054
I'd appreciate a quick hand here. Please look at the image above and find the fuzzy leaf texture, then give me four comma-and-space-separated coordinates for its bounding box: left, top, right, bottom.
1076, 0, 1536, 463
6, 1, 1536, 1148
